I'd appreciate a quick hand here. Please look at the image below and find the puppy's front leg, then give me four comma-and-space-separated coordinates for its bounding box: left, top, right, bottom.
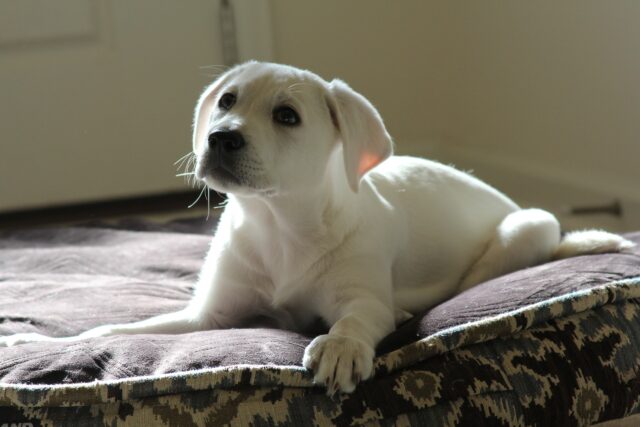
0, 267, 258, 347
0, 308, 207, 347
303, 284, 395, 395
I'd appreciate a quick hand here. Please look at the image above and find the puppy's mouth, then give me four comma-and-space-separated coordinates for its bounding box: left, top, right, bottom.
195, 153, 269, 195
208, 166, 241, 185
196, 159, 241, 186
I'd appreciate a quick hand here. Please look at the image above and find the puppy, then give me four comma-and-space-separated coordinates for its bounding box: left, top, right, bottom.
1, 62, 633, 394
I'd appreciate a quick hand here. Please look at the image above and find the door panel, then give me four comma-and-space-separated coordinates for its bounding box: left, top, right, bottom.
1, 1, 229, 211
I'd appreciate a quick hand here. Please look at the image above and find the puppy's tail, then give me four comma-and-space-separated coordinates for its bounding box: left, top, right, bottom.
553, 229, 635, 260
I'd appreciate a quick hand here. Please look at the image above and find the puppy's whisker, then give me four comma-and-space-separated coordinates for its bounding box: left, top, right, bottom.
183, 156, 197, 185
188, 186, 207, 208
176, 172, 195, 177
175, 154, 196, 174
186, 156, 196, 172
174, 152, 193, 166
199, 64, 230, 79
199, 64, 229, 71
286, 82, 311, 95
286, 83, 313, 96
287, 82, 311, 91
214, 196, 228, 210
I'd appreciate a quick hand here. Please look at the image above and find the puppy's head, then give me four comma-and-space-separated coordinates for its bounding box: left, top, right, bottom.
192, 61, 392, 196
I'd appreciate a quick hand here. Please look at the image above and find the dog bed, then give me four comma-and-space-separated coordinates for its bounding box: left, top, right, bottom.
0, 216, 639, 426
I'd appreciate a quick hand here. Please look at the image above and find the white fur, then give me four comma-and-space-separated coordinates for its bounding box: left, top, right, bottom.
1, 62, 634, 394
553, 229, 635, 259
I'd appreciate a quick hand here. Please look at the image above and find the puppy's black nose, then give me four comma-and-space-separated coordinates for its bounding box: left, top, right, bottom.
208, 130, 246, 152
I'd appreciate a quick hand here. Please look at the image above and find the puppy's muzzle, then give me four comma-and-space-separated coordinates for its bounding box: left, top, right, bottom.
197, 129, 247, 185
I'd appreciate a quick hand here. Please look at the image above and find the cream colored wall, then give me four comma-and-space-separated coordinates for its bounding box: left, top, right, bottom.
270, 1, 454, 146
4, 1, 637, 223
0, 1, 223, 212
0, 0, 273, 212
270, 1, 640, 208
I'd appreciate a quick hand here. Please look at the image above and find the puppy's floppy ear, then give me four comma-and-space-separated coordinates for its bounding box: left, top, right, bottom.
327, 79, 393, 193
192, 63, 251, 151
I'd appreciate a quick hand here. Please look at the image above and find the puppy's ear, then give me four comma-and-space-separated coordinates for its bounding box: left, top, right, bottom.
192, 63, 251, 151
328, 79, 393, 193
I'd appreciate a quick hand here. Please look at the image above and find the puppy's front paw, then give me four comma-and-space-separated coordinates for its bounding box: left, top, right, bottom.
303, 334, 374, 395
0, 333, 53, 347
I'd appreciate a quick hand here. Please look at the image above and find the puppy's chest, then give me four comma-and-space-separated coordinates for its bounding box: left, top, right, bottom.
249, 235, 334, 309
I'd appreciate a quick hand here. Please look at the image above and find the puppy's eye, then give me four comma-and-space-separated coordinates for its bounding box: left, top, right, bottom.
273, 106, 301, 126
218, 93, 236, 111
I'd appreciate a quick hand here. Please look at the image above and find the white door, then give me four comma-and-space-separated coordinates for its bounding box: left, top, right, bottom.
0, 0, 272, 212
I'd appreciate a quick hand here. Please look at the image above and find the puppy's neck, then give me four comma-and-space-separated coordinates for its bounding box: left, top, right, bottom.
230, 152, 359, 243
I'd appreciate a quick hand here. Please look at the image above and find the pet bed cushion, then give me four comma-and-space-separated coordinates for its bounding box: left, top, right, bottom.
0, 216, 639, 426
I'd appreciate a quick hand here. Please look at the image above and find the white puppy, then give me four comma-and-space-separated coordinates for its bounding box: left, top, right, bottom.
1, 62, 633, 394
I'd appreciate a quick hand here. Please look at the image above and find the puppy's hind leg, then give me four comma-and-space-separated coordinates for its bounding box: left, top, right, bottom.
458, 209, 561, 292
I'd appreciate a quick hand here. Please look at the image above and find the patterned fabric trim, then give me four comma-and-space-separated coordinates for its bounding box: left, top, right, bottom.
0, 277, 638, 410
375, 276, 640, 376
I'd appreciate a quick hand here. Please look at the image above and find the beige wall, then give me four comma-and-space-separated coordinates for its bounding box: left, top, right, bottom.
0, 0, 272, 212
4, 1, 637, 220
270, 1, 640, 206
270, 1, 454, 145
0, 1, 223, 211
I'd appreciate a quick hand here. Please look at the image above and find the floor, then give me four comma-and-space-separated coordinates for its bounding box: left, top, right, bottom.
0, 190, 221, 230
